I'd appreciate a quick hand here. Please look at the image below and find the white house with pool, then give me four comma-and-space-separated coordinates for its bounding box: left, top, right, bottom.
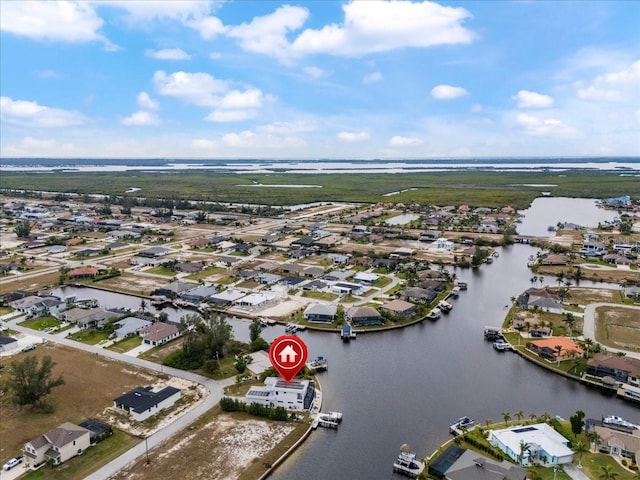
245, 377, 315, 411
488, 423, 573, 466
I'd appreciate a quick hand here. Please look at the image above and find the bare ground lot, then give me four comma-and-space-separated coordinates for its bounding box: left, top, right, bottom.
0, 343, 167, 460
569, 287, 622, 305
96, 274, 168, 296
595, 306, 640, 352
110, 413, 301, 480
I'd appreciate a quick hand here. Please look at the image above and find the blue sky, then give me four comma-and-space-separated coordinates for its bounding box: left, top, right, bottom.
1, 0, 638, 159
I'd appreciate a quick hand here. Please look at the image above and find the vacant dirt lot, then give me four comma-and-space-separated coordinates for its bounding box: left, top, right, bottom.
97, 274, 168, 296
569, 287, 622, 305
0, 343, 166, 459
595, 306, 640, 352
111, 414, 297, 480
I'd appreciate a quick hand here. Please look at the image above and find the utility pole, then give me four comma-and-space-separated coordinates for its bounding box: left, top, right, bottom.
146, 436, 150, 464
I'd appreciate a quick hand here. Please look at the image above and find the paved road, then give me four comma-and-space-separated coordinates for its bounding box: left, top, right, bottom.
8, 321, 225, 480
582, 303, 640, 360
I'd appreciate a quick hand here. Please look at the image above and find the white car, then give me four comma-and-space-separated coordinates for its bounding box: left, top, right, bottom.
3, 457, 22, 471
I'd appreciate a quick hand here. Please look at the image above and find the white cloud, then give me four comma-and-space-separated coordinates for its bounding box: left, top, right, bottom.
337, 131, 370, 142
36, 69, 61, 79
471, 103, 483, 113
227, 5, 309, 63
146, 48, 191, 60
188, 16, 228, 39
431, 85, 469, 100
103, 1, 214, 24
221, 130, 307, 149
153, 70, 228, 107
512, 90, 554, 108
304, 66, 329, 79
363, 72, 383, 84
0, 96, 88, 128
290, 1, 474, 58
205, 109, 258, 122
257, 121, 318, 134
575, 60, 640, 102
218, 89, 263, 109
137, 92, 159, 110
191, 138, 217, 149
2, 136, 77, 156
0, 1, 117, 50
121, 110, 160, 126
388, 135, 423, 147
515, 113, 575, 137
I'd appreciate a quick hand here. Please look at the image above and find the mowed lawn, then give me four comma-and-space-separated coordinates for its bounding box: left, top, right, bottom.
0, 343, 161, 461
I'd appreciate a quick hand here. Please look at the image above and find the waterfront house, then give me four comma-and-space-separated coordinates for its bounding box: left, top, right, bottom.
180, 285, 217, 304
113, 386, 181, 422
516, 288, 562, 314
23, 422, 91, 469
432, 237, 455, 251
235, 293, 276, 310
152, 280, 196, 299
586, 354, 640, 386
61, 307, 116, 329
381, 299, 416, 318
588, 424, 640, 461
489, 423, 573, 466
140, 322, 180, 346
353, 272, 379, 285
114, 317, 153, 338
303, 303, 337, 323
399, 287, 438, 304
245, 377, 315, 411
68, 266, 99, 280
429, 445, 527, 480
346, 306, 383, 326
526, 337, 583, 362
208, 289, 246, 306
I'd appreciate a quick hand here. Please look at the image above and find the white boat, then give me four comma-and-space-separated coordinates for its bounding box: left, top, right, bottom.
451, 286, 460, 296
493, 339, 514, 351
426, 308, 441, 319
454, 280, 467, 290
308, 356, 328, 372
602, 415, 638, 429
319, 411, 343, 423
438, 300, 452, 312
485, 257, 493, 264
393, 445, 425, 478
450, 416, 476, 435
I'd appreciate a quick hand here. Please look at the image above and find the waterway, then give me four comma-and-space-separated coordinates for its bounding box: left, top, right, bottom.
44, 198, 639, 479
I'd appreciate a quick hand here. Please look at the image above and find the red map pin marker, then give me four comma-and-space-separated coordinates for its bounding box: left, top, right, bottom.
269, 335, 308, 382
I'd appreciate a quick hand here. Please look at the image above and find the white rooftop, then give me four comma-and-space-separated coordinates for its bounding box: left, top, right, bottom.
491, 423, 573, 459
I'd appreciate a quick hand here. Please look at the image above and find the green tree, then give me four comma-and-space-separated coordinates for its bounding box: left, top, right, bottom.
599, 464, 619, 480
515, 410, 524, 423
555, 344, 563, 364
6, 355, 65, 410
501, 411, 511, 425
573, 440, 588, 468
518, 440, 530, 465
569, 410, 585, 436
14, 219, 31, 238
249, 319, 263, 343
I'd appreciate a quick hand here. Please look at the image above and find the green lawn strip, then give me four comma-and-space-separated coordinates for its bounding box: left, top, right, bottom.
67, 329, 110, 345
185, 266, 225, 281
301, 291, 338, 301
145, 266, 175, 276
106, 336, 142, 353
18, 316, 61, 331
581, 450, 636, 480
22, 429, 139, 480
0, 306, 13, 315
373, 276, 392, 288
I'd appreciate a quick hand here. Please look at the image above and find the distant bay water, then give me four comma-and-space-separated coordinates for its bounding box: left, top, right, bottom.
1, 157, 639, 174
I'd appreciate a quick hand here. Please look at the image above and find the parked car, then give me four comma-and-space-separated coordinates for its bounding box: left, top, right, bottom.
21, 344, 36, 352
3, 457, 23, 471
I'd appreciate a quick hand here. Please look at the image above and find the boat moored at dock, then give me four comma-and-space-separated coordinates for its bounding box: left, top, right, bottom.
393, 445, 425, 478
426, 307, 441, 320
449, 416, 476, 436
438, 300, 452, 312
341, 324, 356, 341
308, 356, 328, 372
493, 339, 514, 351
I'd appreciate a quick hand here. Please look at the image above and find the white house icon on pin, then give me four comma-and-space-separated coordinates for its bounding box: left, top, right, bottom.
279, 345, 298, 363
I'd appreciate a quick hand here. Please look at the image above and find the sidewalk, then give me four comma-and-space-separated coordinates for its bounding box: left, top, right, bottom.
563, 463, 591, 480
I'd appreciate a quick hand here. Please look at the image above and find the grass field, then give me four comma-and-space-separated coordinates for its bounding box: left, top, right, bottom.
2, 171, 639, 208
0, 343, 163, 461
22, 428, 139, 480
68, 329, 111, 345
0, 271, 61, 294
107, 336, 143, 353
18, 316, 61, 331
595, 305, 640, 352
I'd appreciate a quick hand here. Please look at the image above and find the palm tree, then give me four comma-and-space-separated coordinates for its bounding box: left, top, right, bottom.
139, 299, 147, 314
518, 440, 530, 465
587, 431, 601, 452
501, 411, 511, 426
573, 440, 588, 469
541, 412, 551, 422
584, 338, 594, 358
599, 464, 619, 480
515, 410, 524, 423
485, 419, 492, 429
515, 324, 525, 345
555, 344, 563, 365
529, 413, 537, 422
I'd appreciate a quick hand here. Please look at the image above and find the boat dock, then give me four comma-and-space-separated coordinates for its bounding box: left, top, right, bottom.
449, 416, 476, 436
341, 323, 356, 341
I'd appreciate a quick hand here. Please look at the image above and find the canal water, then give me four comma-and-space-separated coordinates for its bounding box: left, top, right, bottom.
47, 197, 639, 479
